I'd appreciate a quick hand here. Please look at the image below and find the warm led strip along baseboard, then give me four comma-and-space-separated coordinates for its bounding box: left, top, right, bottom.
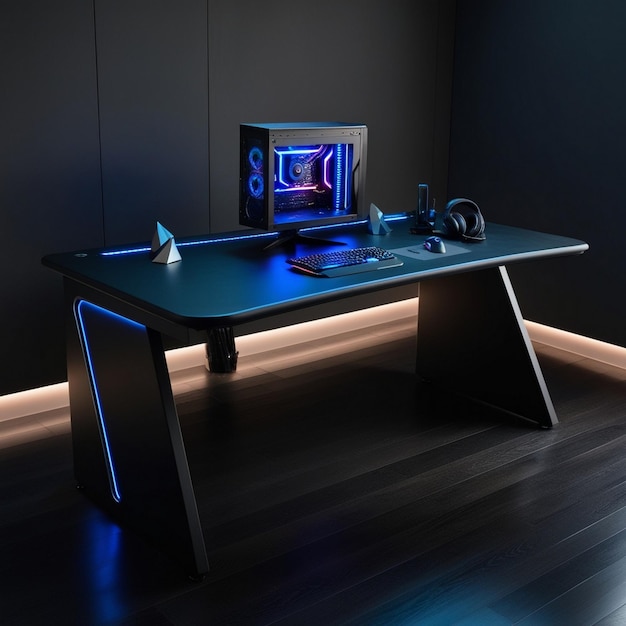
1, 297, 625, 422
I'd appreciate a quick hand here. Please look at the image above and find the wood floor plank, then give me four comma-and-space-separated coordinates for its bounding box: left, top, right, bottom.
514, 554, 626, 625
492, 528, 626, 623
1, 317, 625, 625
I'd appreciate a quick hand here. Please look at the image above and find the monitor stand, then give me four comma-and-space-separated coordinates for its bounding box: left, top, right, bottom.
263, 229, 347, 251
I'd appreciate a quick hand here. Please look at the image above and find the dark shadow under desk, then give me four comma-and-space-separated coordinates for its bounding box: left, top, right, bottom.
42, 216, 588, 577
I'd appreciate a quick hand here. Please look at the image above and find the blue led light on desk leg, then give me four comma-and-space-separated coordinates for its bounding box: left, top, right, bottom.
74, 300, 145, 503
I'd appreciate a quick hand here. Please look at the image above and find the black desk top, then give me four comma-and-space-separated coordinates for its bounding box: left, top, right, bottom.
42, 216, 588, 331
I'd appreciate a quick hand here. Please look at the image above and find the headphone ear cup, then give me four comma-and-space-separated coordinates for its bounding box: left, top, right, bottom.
465, 210, 486, 239
463, 211, 482, 238
444, 212, 466, 238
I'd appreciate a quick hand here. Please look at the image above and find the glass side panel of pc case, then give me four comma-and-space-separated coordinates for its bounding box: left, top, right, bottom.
239, 122, 367, 232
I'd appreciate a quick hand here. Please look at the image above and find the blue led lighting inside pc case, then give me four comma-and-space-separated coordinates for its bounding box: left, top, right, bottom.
239, 122, 368, 235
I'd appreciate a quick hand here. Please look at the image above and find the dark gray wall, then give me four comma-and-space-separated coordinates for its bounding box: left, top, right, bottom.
1, 2, 103, 396
207, 0, 456, 232
448, 0, 626, 346
95, 1, 210, 244
0, 0, 455, 395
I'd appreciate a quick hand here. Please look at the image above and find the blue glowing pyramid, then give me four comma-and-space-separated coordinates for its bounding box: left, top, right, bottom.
151, 222, 182, 264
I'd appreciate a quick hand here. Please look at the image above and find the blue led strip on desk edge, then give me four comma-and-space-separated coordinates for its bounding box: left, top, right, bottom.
99, 214, 410, 258
74, 300, 145, 503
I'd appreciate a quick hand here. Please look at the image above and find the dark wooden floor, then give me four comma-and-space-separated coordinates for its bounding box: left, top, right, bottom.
2, 316, 626, 625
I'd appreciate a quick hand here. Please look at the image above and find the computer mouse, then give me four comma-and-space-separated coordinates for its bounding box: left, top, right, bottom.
424, 235, 446, 253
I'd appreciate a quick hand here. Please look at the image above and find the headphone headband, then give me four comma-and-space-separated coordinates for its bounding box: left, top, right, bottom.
444, 197, 481, 218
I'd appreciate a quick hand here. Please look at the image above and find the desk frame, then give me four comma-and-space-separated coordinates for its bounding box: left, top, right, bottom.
45, 220, 587, 577
66, 283, 208, 576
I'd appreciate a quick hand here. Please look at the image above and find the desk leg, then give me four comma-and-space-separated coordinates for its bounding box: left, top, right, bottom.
206, 326, 238, 372
416, 265, 557, 428
66, 290, 208, 577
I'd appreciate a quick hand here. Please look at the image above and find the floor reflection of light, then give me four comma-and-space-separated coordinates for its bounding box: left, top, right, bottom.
84, 514, 125, 625
526, 320, 626, 370
1, 302, 625, 441
0, 410, 70, 449
0, 382, 69, 422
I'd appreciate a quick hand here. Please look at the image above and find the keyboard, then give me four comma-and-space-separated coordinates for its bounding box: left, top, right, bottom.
286, 246, 403, 277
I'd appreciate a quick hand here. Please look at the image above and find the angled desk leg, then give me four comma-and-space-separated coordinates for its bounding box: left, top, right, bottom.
416, 265, 557, 428
64, 280, 208, 578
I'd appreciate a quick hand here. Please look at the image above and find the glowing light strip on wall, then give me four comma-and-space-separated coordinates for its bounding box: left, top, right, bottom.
74, 300, 138, 503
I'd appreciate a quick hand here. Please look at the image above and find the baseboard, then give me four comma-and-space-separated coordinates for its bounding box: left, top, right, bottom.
1, 298, 624, 422
525, 320, 626, 370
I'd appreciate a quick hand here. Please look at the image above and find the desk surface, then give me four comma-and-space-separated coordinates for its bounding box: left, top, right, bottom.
42, 216, 588, 330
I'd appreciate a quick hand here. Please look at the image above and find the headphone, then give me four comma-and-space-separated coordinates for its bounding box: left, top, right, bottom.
442, 198, 486, 242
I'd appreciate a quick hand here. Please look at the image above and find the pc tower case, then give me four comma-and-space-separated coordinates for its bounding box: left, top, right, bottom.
239, 122, 368, 233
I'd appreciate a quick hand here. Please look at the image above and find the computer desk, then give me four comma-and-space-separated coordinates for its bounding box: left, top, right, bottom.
42, 215, 588, 577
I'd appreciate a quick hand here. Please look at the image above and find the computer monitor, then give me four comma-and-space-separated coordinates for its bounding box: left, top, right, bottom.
239, 122, 368, 246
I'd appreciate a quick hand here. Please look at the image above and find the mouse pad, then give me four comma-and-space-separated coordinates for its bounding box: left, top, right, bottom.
390, 241, 471, 261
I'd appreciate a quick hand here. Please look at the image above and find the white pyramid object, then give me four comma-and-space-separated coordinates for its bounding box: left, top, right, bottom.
367, 203, 392, 235
151, 221, 182, 264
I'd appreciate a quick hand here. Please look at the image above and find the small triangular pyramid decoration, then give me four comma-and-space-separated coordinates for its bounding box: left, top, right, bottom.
367, 203, 392, 235
150, 221, 182, 264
